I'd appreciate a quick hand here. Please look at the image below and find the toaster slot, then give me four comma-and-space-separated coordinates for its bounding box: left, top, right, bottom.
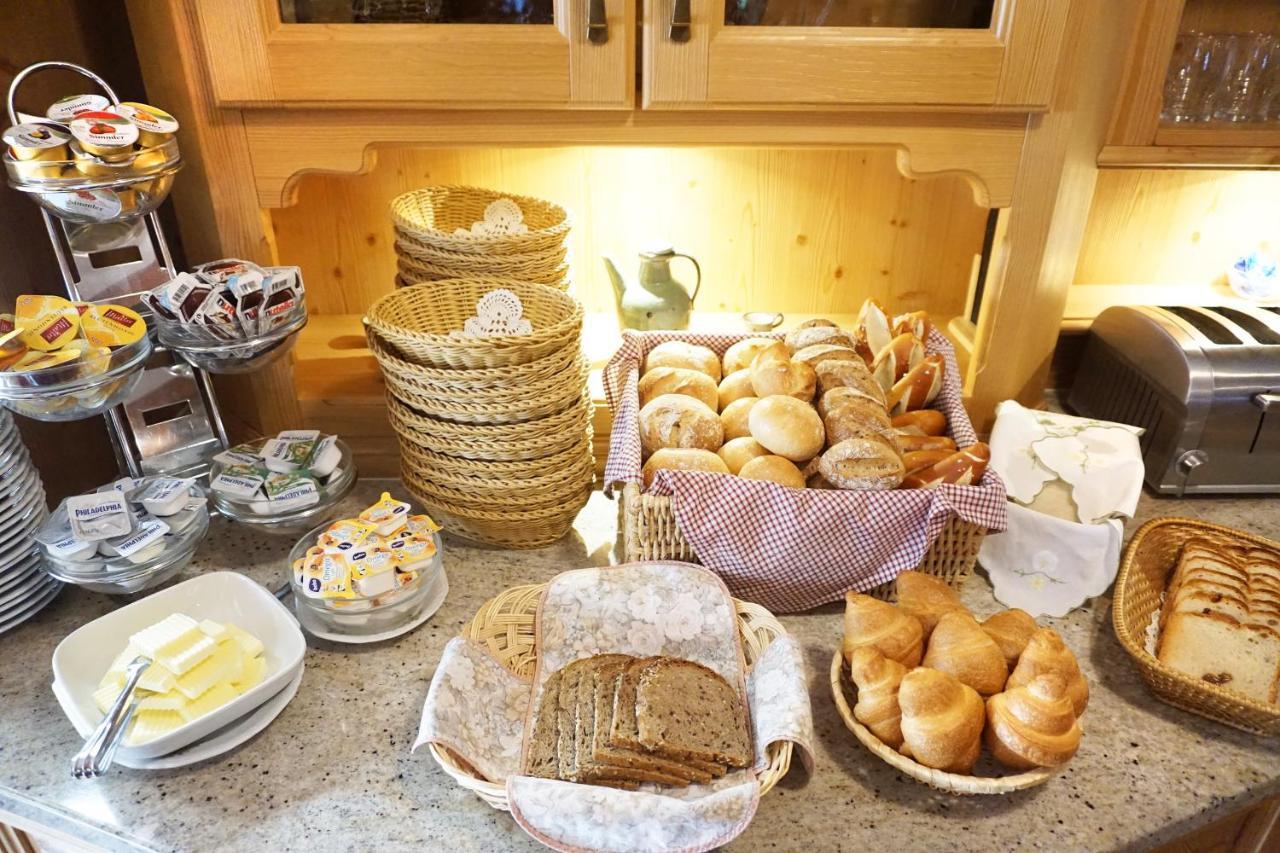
1162, 306, 1241, 345
1211, 307, 1280, 346
1252, 392, 1280, 456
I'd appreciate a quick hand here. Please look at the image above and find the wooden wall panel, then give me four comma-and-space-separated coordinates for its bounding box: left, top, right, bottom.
1074, 169, 1280, 287
269, 146, 988, 321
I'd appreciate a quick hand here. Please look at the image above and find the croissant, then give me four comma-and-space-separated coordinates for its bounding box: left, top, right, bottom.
843, 593, 924, 669
847, 646, 907, 749
1007, 628, 1089, 715
985, 674, 1083, 769
896, 571, 967, 638
981, 609, 1039, 669
897, 667, 984, 774
921, 611, 1008, 696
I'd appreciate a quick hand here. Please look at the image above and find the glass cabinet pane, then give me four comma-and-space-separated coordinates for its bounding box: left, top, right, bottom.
724, 0, 993, 28
280, 0, 554, 24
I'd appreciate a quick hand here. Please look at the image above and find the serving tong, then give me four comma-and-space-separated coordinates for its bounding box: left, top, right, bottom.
70, 654, 149, 779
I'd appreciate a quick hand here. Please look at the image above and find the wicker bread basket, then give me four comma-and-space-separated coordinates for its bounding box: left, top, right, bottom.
391, 186, 569, 256
387, 391, 591, 446
395, 234, 568, 269
402, 450, 595, 511
1113, 517, 1280, 736
401, 446, 595, 496
364, 278, 582, 369
829, 650, 1058, 794
398, 432, 592, 480
621, 483, 983, 599
403, 475, 590, 548
397, 258, 570, 290
367, 329, 579, 394
380, 355, 587, 424
427, 583, 795, 809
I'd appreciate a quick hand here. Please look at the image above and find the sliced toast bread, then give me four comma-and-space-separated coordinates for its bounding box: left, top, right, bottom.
635, 658, 752, 768
1158, 610, 1280, 704
524, 669, 564, 778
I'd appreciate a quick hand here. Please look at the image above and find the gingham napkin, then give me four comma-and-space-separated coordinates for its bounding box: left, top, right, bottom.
603, 329, 1008, 612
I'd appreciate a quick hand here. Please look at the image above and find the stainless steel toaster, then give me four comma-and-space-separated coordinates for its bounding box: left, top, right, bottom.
1067, 304, 1280, 495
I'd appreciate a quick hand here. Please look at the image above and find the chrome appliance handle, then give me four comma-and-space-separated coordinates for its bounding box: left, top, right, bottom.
7, 61, 120, 126
587, 0, 608, 44
670, 0, 691, 42
1253, 392, 1280, 412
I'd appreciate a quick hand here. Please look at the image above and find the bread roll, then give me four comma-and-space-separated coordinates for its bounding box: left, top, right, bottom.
896, 570, 967, 638
895, 434, 957, 454
902, 449, 952, 477
902, 443, 989, 489
807, 471, 838, 489
824, 398, 896, 447
981, 609, 1039, 668
870, 333, 925, 391
717, 368, 755, 410
738, 455, 805, 488
750, 342, 816, 401
642, 448, 729, 487
856, 299, 894, 361
819, 437, 904, 490
792, 343, 860, 368
887, 354, 944, 415
892, 409, 946, 437
1007, 629, 1089, 715
748, 395, 824, 462
719, 396, 758, 441
644, 341, 721, 383
638, 394, 724, 458
985, 675, 1082, 770
847, 647, 907, 750
921, 611, 1008, 696
815, 359, 886, 406
718, 436, 770, 474
722, 338, 777, 375
893, 311, 932, 342
785, 324, 855, 354
817, 386, 884, 419
638, 366, 719, 411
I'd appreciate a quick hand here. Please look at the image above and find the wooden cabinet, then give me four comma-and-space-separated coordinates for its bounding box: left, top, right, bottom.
644, 0, 1067, 109
194, 0, 634, 108
196, 0, 1065, 111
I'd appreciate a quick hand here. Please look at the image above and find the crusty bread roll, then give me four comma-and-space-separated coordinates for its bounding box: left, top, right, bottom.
642, 448, 729, 487
902, 449, 953, 478
638, 394, 724, 458
817, 386, 884, 419
824, 397, 896, 447
985, 675, 1082, 770
717, 368, 755, 410
718, 436, 770, 474
785, 324, 856, 354
807, 471, 838, 489
750, 342, 816, 401
748, 395, 824, 462
815, 359, 886, 406
793, 343, 862, 368
870, 332, 925, 392
819, 437, 904, 490
887, 354, 944, 415
644, 341, 721, 383
719, 396, 759, 441
738, 454, 805, 488
638, 366, 719, 411
722, 337, 777, 375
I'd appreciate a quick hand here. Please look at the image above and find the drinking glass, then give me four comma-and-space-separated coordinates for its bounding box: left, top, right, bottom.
1252, 36, 1280, 122
1163, 32, 1217, 122
1214, 33, 1272, 122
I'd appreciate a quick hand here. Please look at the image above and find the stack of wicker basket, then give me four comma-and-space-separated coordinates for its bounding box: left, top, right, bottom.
366, 277, 593, 549
391, 186, 571, 290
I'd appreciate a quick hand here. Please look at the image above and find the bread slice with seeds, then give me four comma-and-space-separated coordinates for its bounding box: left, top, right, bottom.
635, 658, 752, 768
524, 668, 564, 778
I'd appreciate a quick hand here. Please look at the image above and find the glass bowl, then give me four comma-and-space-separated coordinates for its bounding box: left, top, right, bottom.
152, 302, 308, 375
286, 518, 445, 642
3, 137, 182, 224
0, 332, 152, 422
209, 436, 357, 535
39, 489, 210, 596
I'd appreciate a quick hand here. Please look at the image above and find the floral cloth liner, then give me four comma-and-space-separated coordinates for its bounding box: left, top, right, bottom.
415, 562, 815, 853
601, 329, 1008, 613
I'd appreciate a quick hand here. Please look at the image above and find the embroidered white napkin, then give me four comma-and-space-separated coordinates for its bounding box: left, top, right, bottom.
415, 562, 815, 853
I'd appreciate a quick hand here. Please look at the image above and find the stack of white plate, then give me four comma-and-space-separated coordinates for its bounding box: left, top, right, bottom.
0, 409, 58, 634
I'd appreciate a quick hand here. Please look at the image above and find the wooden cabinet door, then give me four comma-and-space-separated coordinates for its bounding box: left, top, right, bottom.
643, 0, 1067, 109
193, 0, 633, 108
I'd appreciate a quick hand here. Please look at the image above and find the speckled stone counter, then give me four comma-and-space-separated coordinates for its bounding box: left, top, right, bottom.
1, 481, 1277, 852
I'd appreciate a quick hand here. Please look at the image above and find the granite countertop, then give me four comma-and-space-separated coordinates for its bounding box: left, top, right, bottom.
1, 481, 1277, 852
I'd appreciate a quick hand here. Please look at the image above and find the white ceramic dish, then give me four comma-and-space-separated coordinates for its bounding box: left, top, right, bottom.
51, 572, 306, 759
0, 580, 61, 634
52, 663, 304, 770
0, 564, 52, 607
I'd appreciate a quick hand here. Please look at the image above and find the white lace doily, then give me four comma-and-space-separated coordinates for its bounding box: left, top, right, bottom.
453, 288, 533, 338
452, 198, 530, 239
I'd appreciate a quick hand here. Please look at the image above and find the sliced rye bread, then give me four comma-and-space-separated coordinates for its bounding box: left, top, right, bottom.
524, 668, 564, 778
587, 659, 717, 784
555, 659, 597, 779
609, 657, 730, 777
635, 658, 752, 768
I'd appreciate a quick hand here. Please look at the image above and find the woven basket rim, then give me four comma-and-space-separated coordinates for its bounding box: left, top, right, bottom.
367, 327, 579, 387
386, 390, 592, 442
395, 234, 569, 266
405, 476, 591, 523
397, 430, 592, 476
402, 445, 595, 490
364, 278, 583, 355
391, 186, 570, 253
828, 650, 1058, 794
427, 580, 795, 809
1112, 515, 1280, 728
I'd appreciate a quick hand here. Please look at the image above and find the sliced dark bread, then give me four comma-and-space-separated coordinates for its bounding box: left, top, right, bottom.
609, 656, 662, 751
586, 659, 714, 784
635, 658, 752, 768
524, 668, 564, 778
555, 659, 597, 779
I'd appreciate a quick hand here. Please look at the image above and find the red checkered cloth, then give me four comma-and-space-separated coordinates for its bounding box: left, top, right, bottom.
603, 328, 1008, 613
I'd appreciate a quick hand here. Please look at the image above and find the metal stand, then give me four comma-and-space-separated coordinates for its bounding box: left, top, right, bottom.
7, 61, 228, 478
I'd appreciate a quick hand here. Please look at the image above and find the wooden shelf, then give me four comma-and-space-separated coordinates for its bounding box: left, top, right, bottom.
1098, 145, 1280, 169
1063, 281, 1279, 332
1155, 122, 1280, 148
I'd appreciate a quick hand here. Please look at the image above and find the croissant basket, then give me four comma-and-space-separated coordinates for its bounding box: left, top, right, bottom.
829, 650, 1058, 795
427, 583, 794, 810
1113, 517, 1280, 737
363, 278, 583, 369
391, 186, 570, 256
